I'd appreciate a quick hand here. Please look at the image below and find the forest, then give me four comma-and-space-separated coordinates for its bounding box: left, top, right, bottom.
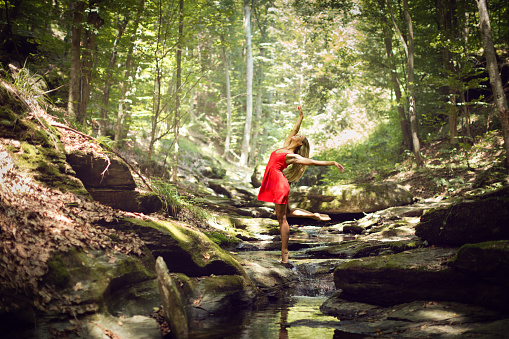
1, 0, 509, 338
1, 0, 508, 188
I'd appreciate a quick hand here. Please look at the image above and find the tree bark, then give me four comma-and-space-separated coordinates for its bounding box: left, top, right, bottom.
114, 0, 144, 145
172, 0, 184, 183
382, 22, 412, 151
477, 0, 509, 165
99, 14, 129, 136
221, 35, 232, 158
68, 0, 84, 119
403, 0, 423, 167
240, 0, 253, 167
77, 0, 104, 124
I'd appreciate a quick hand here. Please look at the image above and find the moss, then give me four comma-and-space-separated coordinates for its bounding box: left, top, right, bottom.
45, 255, 70, 288
205, 231, 241, 248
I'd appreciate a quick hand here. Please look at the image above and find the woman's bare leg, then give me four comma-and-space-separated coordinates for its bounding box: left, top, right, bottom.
275, 203, 290, 263
287, 206, 331, 221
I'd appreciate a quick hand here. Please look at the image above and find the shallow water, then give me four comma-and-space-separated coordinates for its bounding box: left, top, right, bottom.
188, 296, 368, 339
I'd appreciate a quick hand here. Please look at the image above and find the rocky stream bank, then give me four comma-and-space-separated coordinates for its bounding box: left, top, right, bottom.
1, 81, 509, 338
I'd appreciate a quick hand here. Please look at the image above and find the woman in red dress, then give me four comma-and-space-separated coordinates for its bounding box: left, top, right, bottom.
257, 106, 344, 266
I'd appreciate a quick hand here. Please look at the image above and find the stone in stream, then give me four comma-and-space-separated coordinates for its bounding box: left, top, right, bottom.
330, 245, 509, 311
415, 186, 509, 246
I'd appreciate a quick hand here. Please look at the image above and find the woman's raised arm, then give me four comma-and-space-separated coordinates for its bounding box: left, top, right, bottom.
282, 106, 304, 148
286, 153, 345, 173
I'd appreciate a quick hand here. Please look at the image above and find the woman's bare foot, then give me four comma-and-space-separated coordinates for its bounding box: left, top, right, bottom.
310, 213, 331, 221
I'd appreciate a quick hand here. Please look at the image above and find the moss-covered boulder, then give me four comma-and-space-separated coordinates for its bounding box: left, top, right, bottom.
333, 247, 508, 310
42, 247, 158, 315
448, 240, 509, 281
100, 218, 247, 277
415, 186, 509, 246
289, 182, 414, 214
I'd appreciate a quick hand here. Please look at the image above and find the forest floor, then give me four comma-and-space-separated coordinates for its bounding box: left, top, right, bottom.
354, 132, 508, 200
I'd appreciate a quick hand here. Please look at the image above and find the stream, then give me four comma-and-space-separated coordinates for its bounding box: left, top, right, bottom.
189, 222, 367, 339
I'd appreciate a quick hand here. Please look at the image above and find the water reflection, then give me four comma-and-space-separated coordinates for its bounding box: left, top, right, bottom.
189, 297, 348, 339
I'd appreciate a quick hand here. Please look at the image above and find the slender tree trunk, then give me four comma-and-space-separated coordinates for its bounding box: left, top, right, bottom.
477, 0, 509, 165
114, 0, 144, 145
77, 0, 103, 124
403, 0, 423, 167
382, 23, 412, 150
172, 0, 184, 183
99, 14, 129, 136
240, 0, 253, 167
222, 35, 232, 158
68, 0, 84, 118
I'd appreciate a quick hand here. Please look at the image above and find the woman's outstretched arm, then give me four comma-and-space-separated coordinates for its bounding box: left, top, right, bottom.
282, 106, 304, 148
286, 153, 345, 173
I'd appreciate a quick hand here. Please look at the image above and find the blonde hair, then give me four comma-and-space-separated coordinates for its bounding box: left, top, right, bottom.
283, 137, 310, 182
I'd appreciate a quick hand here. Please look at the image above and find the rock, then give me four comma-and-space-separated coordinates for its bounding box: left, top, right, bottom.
67, 150, 136, 189
156, 257, 188, 339
99, 218, 247, 277
82, 313, 162, 339
171, 272, 259, 320
201, 165, 226, 179
448, 240, 509, 280
67, 150, 163, 214
415, 187, 509, 246
289, 182, 414, 214
207, 178, 258, 205
251, 164, 265, 188
342, 224, 365, 234
332, 247, 509, 310
306, 239, 423, 259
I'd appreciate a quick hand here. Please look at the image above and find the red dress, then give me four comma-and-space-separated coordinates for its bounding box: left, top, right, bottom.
257, 149, 290, 204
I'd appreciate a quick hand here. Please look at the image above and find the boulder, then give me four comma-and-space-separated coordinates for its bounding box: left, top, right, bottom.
156, 257, 188, 339
66, 150, 163, 214
415, 187, 509, 246
289, 182, 414, 214
332, 247, 508, 310
99, 218, 246, 277
306, 239, 423, 259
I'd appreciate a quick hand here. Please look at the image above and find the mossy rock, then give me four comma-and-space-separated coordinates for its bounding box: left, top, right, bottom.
289, 182, 414, 214
99, 218, 246, 277
448, 240, 509, 280
306, 239, 423, 259
42, 247, 156, 314
333, 247, 508, 310
415, 186, 509, 246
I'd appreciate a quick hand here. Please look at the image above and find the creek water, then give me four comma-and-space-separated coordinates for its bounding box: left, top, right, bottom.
188, 224, 365, 339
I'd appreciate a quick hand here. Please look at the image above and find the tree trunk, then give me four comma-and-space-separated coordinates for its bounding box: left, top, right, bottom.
68, 0, 84, 119
240, 0, 253, 167
114, 0, 144, 145
172, 0, 184, 183
222, 35, 232, 159
403, 0, 423, 167
99, 14, 129, 136
382, 23, 412, 151
477, 0, 509, 165
77, 0, 104, 124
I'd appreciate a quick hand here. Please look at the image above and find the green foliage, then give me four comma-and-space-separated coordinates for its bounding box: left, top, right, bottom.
315, 119, 404, 184
152, 180, 209, 222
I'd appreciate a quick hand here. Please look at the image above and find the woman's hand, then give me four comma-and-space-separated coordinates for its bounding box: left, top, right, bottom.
298, 105, 303, 117
333, 161, 345, 173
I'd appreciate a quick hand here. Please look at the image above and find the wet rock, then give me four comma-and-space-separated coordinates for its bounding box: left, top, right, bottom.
332, 247, 509, 310
415, 186, 509, 246
289, 182, 414, 214
342, 224, 365, 234
306, 239, 423, 259
156, 257, 188, 339
321, 296, 509, 338
82, 313, 162, 339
